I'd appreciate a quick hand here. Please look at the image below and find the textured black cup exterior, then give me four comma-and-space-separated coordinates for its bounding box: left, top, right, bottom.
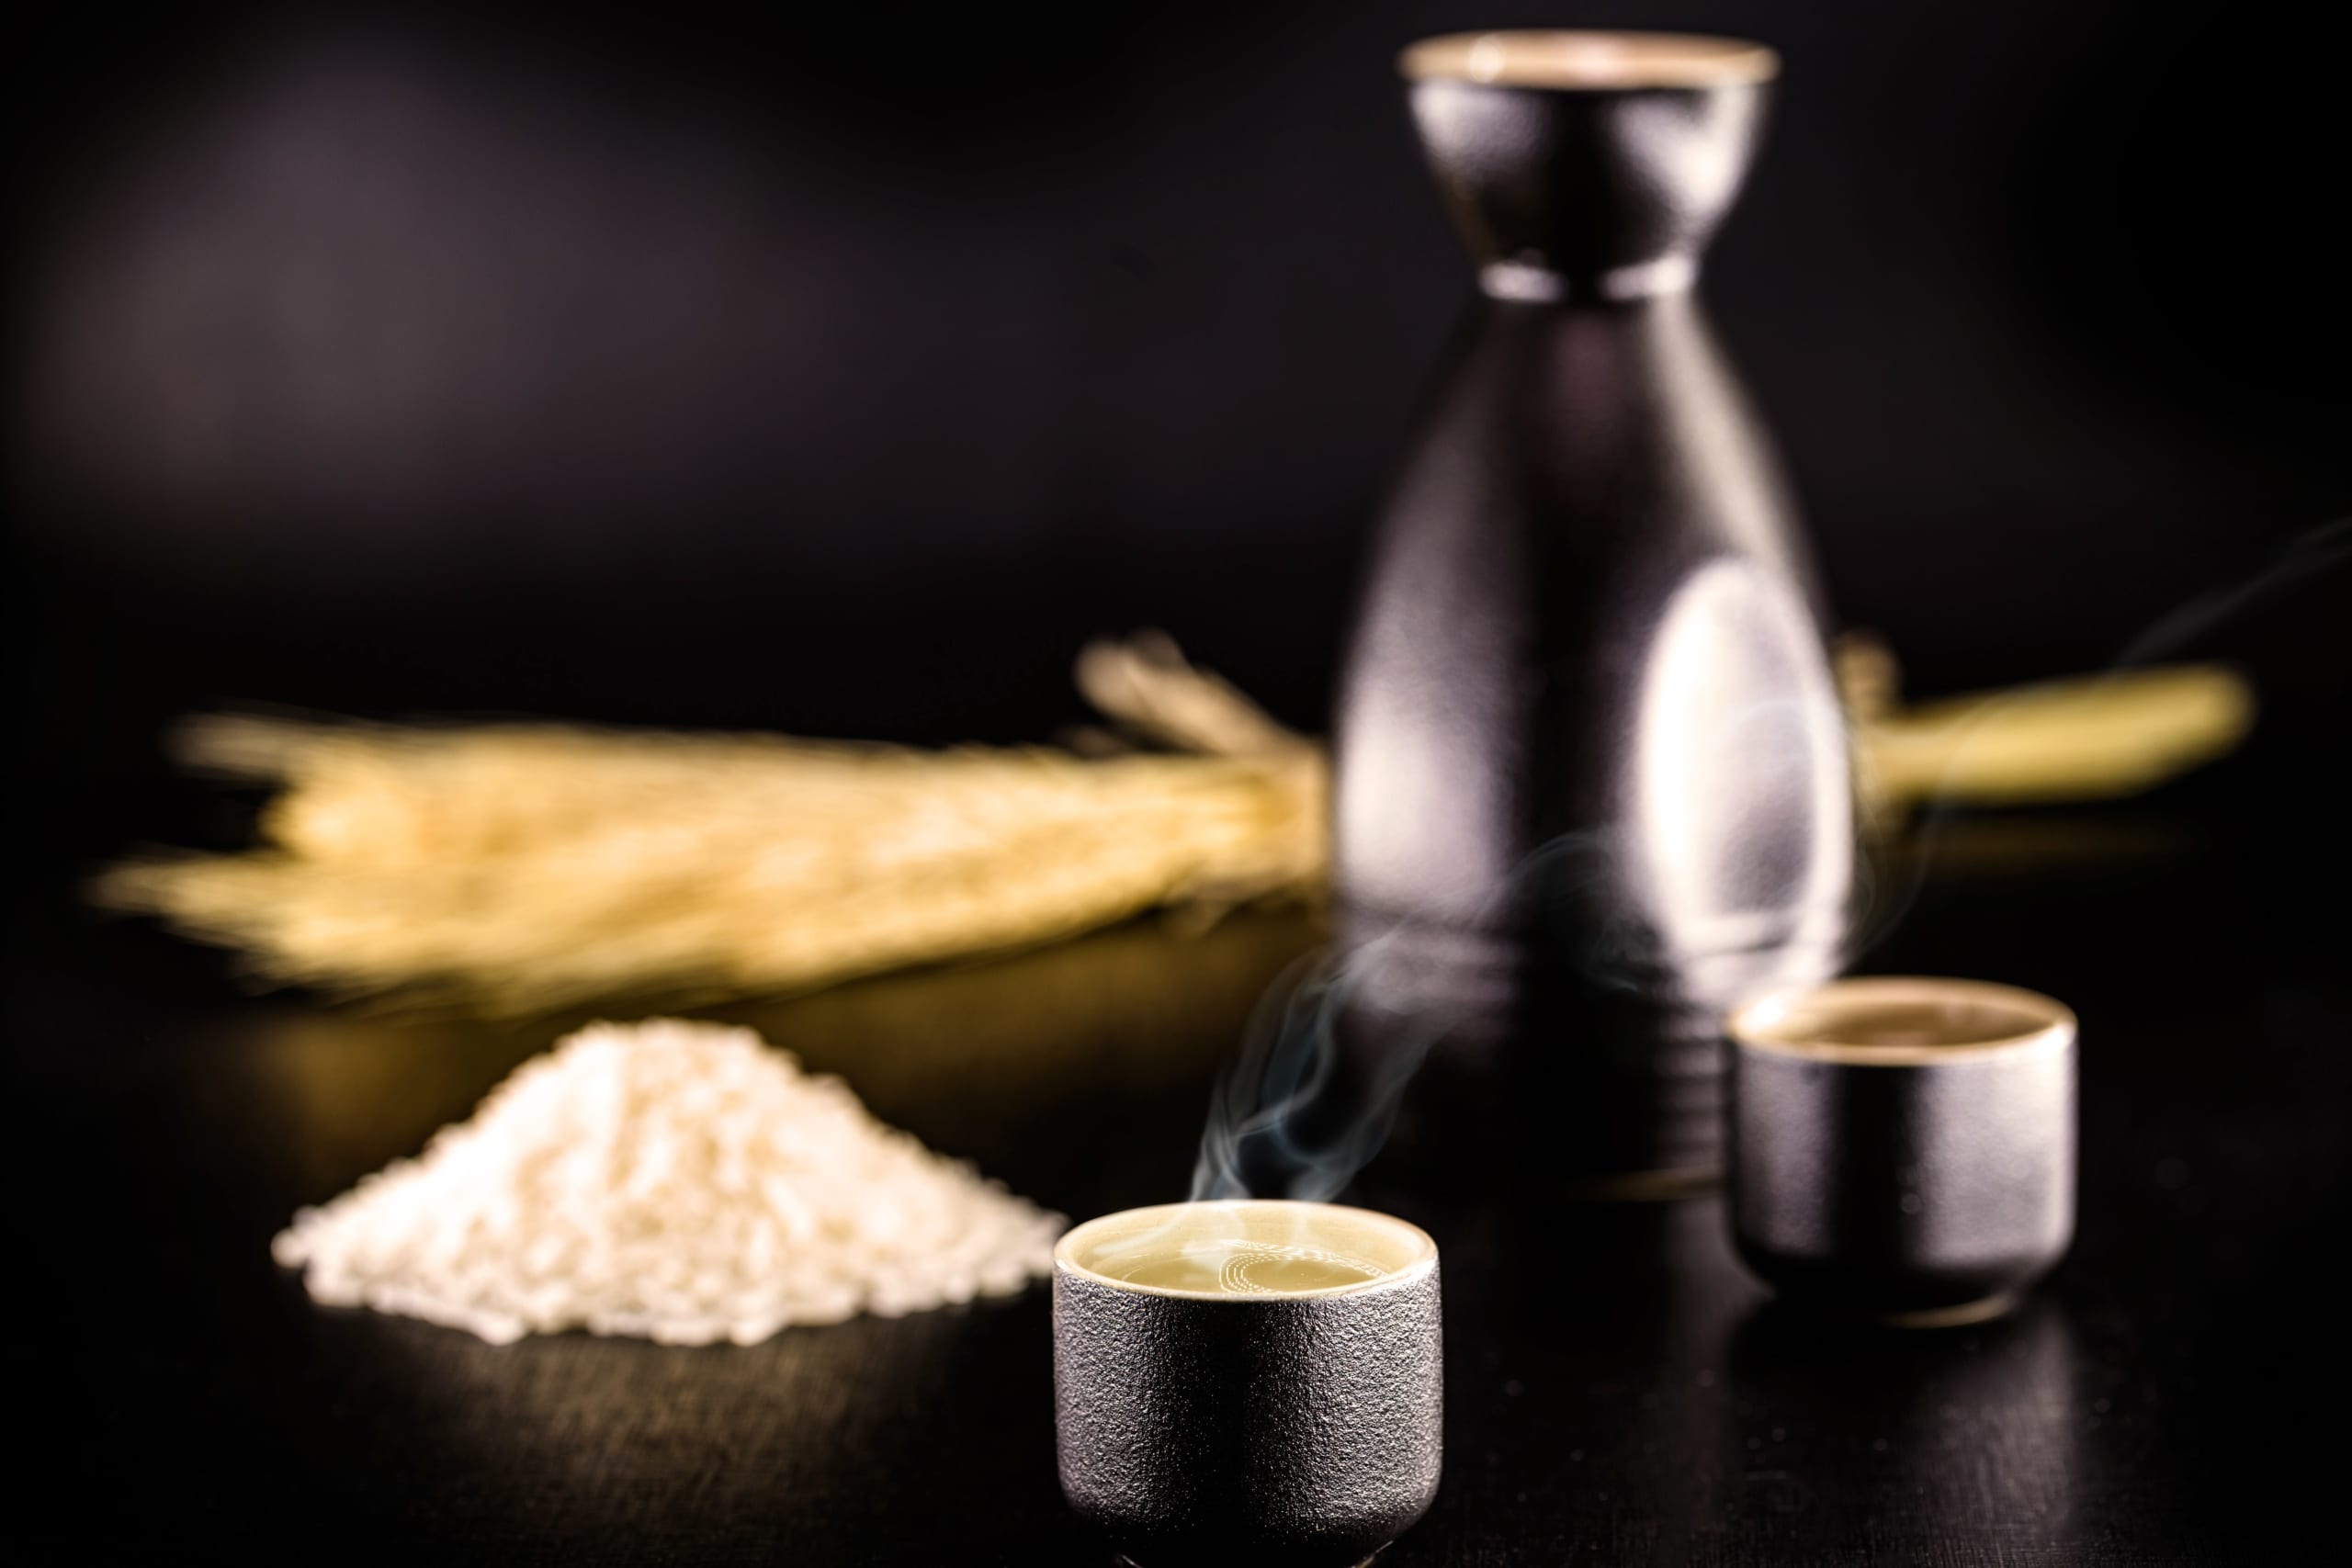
1729, 1039, 2076, 1316
1053, 1264, 1442, 1568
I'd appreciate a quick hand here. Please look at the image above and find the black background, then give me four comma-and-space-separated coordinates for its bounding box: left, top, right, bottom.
13, 3, 2351, 757
9, 2, 2352, 1562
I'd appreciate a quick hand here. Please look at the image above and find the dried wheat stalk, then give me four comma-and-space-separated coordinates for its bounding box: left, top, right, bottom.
96, 637, 1326, 1013
94, 633, 2248, 1014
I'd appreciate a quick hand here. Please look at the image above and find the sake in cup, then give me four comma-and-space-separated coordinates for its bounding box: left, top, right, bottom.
1052, 1199, 1442, 1568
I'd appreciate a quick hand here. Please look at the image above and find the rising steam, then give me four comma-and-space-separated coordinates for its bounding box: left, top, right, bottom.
1193, 517, 2346, 1204
1189, 829, 1690, 1203
1839, 517, 2346, 962
1190, 930, 1454, 1202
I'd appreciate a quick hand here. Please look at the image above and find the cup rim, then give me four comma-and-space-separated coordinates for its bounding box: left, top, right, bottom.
1728, 976, 2076, 1066
1054, 1199, 1440, 1303
1399, 30, 1781, 91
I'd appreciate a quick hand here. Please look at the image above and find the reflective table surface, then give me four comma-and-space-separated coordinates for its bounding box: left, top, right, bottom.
13, 803, 2344, 1565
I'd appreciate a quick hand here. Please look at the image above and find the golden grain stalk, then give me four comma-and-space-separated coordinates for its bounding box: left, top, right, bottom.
94, 634, 2248, 1013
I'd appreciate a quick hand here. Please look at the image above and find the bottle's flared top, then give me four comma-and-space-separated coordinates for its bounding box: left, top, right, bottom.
1401, 30, 1779, 92
1400, 30, 1779, 301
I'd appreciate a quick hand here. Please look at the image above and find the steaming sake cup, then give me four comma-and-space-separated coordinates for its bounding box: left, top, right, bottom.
1727, 977, 2077, 1326
1053, 1200, 1442, 1568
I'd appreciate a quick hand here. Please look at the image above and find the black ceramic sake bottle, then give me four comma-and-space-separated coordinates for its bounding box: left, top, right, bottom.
1329, 33, 1853, 1187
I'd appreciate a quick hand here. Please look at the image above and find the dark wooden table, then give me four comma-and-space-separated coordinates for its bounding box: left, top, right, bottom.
12, 795, 2344, 1565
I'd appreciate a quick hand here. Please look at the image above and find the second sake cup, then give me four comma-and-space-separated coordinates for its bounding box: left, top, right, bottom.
1728, 976, 2078, 1325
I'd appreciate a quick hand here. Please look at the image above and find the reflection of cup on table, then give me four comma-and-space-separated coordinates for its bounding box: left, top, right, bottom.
1727, 977, 2076, 1325
1729, 1294, 2086, 1541
1053, 1200, 1442, 1568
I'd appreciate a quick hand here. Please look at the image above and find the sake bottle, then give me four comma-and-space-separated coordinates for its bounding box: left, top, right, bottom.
1330, 32, 1854, 1188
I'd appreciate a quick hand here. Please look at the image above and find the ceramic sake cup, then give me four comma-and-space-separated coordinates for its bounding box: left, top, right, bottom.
1052, 1200, 1442, 1568
1727, 977, 2077, 1326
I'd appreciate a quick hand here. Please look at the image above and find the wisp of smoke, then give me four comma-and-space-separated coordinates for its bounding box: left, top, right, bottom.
1191, 518, 2345, 1204
1190, 930, 1456, 1202
1189, 829, 1656, 1202
1841, 516, 2348, 963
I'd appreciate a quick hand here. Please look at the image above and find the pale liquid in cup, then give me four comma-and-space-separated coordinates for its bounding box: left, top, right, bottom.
1098, 1239, 1388, 1294
1758, 996, 2052, 1050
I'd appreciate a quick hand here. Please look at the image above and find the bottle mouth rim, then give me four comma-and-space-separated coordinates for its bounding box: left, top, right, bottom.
1401, 30, 1780, 91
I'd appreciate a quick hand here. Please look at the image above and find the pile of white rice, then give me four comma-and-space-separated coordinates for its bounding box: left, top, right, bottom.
272, 1018, 1064, 1345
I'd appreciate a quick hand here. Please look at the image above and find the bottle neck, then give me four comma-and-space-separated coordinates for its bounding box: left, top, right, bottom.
1479, 255, 1699, 304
